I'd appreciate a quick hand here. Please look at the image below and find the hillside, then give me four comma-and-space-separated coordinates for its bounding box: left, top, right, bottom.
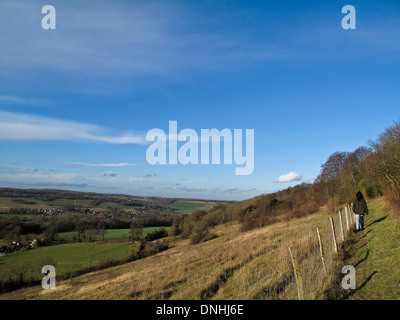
0, 203, 344, 300
0, 188, 225, 214
1, 199, 399, 300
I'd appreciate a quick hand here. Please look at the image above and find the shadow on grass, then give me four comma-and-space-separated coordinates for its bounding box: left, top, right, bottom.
359, 229, 372, 239
355, 240, 371, 251
367, 216, 387, 228
345, 271, 378, 299
354, 249, 371, 268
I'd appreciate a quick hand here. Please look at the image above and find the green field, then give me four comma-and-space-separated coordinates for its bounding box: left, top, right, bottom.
167, 201, 209, 214
0, 242, 135, 283
102, 227, 169, 239
98, 201, 141, 211
45, 198, 93, 207
57, 226, 169, 240
0, 214, 34, 219
0, 227, 170, 283
0, 197, 22, 206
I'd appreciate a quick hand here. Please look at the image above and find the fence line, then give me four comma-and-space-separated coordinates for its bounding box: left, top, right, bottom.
234, 204, 355, 300
234, 256, 289, 299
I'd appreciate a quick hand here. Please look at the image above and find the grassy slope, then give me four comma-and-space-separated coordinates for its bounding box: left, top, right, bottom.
0, 207, 340, 300
344, 200, 400, 300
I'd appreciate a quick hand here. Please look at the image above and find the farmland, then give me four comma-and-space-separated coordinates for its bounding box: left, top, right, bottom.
0, 226, 170, 285
167, 200, 215, 214
0, 189, 228, 215
0, 242, 135, 283
57, 226, 170, 241
0, 195, 141, 212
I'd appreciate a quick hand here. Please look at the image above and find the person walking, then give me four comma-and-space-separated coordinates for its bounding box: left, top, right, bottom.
352, 191, 368, 231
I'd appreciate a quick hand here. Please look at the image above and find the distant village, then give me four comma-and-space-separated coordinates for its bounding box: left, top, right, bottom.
35, 206, 152, 217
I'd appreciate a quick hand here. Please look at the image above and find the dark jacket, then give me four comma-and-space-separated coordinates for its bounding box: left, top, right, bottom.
353, 197, 368, 215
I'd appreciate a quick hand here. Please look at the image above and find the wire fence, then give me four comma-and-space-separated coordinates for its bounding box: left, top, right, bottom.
234, 204, 356, 300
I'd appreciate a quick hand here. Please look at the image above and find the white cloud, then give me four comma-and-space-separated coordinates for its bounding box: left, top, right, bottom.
0, 111, 145, 144
274, 171, 302, 183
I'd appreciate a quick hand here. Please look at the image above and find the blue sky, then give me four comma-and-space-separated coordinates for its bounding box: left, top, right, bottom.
0, 0, 399, 200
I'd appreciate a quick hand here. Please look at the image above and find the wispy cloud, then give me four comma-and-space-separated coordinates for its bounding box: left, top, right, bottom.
219, 187, 257, 194
0, 172, 86, 186
273, 171, 302, 183
0, 0, 301, 94
0, 0, 398, 99
172, 186, 208, 193
66, 162, 135, 167
0, 111, 145, 144
0, 95, 48, 105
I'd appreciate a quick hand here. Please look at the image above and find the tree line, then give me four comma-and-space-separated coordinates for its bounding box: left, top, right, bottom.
168, 120, 400, 242
0, 211, 173, 244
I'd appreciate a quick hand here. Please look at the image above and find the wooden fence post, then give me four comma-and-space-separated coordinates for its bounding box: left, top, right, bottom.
330, 217, 338, 253
289, 247, 304, 300
346, 205, 350, 224
349, 205, 354, 225
338, 211, 345, 242
345, 206, 350, 233
350, 205, 356, 225
316, 227, 327, 274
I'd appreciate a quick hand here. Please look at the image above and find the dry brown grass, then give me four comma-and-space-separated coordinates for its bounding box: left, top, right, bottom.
0, 206, 346, 300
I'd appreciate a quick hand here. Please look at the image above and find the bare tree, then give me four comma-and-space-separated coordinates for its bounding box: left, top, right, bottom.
129, 219, 143, 241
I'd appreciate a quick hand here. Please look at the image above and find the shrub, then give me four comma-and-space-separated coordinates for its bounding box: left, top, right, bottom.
299, 202, 319, 216
190, 228, 218, 245
141, 241, 169, 257
190, 230, 205, 245
145, 228, 168, 242
327, 195, 341, 214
